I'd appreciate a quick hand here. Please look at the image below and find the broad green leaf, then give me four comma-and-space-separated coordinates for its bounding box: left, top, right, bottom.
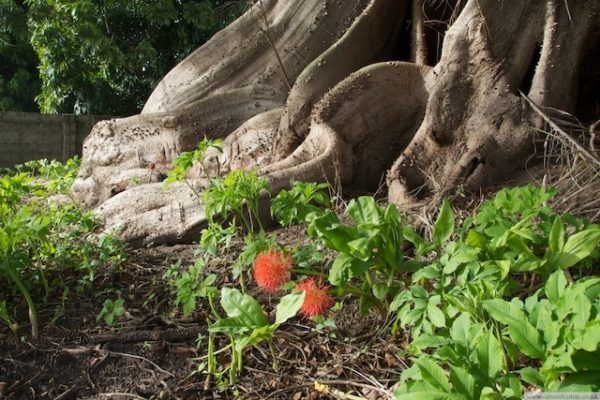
220, 287, 268, 328
548, 216, 565, 254
373, 283, 389, 301
507, 322, 545, 359
247, 325, 277, 346
427, 301, 446, 328
571, 288, 592, 331
433, 199, 455, 245
275, 291, 305, 325
548, 227, 600, 269
483, 299, 523, 325
545, 270, 567, 304
572, 322, 600, 352
450, 313, 472, 347
537, 310, 560, 348
348, 196, 383, 225
411, 335, 450, 349
415, 358, 451, 392
500, 375, 523, 399
496, 260, 510, 279
449, 365, 477, 400
329, 253, 352, 286
518, 367, 544, 387
209, 316, 251, 334
479, 387, 501, 400
476, 331, 505, 380
347, 237, 372, 259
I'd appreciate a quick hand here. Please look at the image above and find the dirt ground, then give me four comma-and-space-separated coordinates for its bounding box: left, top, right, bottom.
0, 225, 405, 400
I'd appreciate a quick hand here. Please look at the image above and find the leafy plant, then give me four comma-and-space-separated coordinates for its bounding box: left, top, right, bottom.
397, 313, 521, 399
22, 156, 81, 194
232, 231, 277, 284
198, 221, 237, 257
0, 158, 127, 337
208, 287, 304, 385
163, 138, 223, 188
305, 196, 420, 314
163, 258, 218, 317
97, 298, 126, 326
203, 169, 270, 234
394, 185, 600, 398
271, 181, 331, 226
483, 271, 600, 391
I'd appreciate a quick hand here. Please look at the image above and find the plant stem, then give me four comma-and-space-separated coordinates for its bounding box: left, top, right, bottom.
6, 266, 38, 338
268, 339, 279, 371
208, 294, 222, 319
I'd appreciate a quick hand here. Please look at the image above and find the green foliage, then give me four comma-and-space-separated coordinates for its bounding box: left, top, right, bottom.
0, 0, 40, 111
392, 186, 600, 398
163, 138, 223, 187
23, 0, 247, 114
198, 221, 236, 258
484, 273, 600, 391
0, 158, 126, 337
22, 156, 81, 193
163, 258, 217, 317
0, 300, 17, 333
306, 196, 419, 314
207, 288, 304, 385
203, 169, 270, 233
271, 181, 331, 226
96, 298, 125, 325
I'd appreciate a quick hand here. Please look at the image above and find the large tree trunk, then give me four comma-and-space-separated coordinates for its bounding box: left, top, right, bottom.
72, 0, 599, 245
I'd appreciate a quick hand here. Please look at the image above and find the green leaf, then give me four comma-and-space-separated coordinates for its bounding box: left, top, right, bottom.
347, 237, 372, 259
476, 331, 505, 380
572, 322, 600, 352
275, 291, 305, 325
518, 367, 544, 387
373, 283, 389, 301
427, 301, 446, 328
395, 390, 453, 400
450, 313, 473, 347
411, 335, 450, 350
329, 253, 352, 286
545, 270, 568, 304
548, 227, 600, 269
415, 358, 451, 392
449, 365, 477, 400
220, 287, 268, 328
507, 322, 545, 360
548, 216, 565, 254
209, 316, 251, 334
347, 196, 383, 225
433, 199, 455, 245
483, 299, 523, 325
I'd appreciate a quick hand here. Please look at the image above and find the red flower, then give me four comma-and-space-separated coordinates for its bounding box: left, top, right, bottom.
253, 250, 292, 292
296, 279, 335, 317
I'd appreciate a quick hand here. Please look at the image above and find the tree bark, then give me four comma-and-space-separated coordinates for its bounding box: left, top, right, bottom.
72, 0, 600, 245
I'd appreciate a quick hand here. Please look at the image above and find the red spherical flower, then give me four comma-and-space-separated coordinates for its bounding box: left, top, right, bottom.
253, 250, 292, 292
296, 279, 335, 317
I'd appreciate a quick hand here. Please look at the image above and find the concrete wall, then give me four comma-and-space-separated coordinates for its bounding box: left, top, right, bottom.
0, 112, 110, 168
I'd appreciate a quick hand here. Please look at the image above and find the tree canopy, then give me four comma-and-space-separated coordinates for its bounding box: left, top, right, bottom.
0, 0, 246, 115
0, 0, 40, 111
